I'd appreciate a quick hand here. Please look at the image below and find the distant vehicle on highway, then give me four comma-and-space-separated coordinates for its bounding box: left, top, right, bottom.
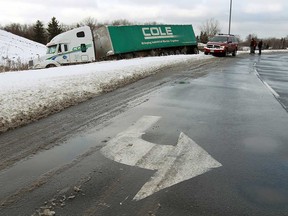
204, 34, 238, 57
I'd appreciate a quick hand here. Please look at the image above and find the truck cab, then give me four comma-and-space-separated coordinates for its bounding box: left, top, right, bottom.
29, 26, 95, 69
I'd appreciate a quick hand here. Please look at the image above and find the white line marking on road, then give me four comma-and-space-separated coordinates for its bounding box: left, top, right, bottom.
100, 116, 222, 201
253, 64, 280, 98
263, 81, 280, 98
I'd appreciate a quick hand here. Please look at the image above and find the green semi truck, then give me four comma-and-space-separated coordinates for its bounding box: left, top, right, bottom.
29, 25, 198, 69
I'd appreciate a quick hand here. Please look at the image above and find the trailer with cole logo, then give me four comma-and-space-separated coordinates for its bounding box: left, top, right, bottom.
29, 25, 198, 69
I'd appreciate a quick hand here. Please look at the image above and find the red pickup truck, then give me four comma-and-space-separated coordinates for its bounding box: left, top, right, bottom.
204, 34, 238, 57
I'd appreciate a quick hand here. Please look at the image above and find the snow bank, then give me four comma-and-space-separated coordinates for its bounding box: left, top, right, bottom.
0, 54, 211, 132
0, 29, 46, 68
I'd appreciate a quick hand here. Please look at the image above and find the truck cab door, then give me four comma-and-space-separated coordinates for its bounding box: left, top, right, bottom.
60, 44, 70, 64
80, 43, 89, 62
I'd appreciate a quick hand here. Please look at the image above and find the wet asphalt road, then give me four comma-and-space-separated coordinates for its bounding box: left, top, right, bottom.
255, 53, 288, 111
1, 53, 288, 216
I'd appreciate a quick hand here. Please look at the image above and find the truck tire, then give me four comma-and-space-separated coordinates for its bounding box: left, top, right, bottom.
149, 50, 156, 56
46, 64, 56, 68
193, 47, 199, 54
181, 47, 187, 54
232, 49, 237, 57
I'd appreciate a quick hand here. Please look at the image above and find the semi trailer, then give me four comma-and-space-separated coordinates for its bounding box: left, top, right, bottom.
29, 24, 198, 69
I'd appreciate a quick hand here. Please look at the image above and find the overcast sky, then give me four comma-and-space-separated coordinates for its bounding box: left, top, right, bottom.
1, 0, 287, 40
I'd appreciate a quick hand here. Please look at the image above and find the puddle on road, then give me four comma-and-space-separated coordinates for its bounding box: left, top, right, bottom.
240, 183, 288, 208
243, 136, 281, 154
0, 133, 104, 198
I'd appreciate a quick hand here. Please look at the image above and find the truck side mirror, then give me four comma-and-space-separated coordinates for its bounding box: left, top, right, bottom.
81, 44, 87, 52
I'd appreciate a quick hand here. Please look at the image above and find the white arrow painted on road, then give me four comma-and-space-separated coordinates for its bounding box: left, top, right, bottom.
101, 116, 222, 201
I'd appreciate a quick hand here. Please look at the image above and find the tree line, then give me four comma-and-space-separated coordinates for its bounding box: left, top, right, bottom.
240, 34, 287, 50
196, 18, 288, 49
0, 17, 158, 45
1, 17, 64, 45
1, 16, 287, 50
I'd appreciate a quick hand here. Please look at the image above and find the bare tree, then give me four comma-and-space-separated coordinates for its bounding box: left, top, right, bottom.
241, 34, 288, 50
79, 17, 98, 31
199, 18, 221, 37
143, 21, 161, 25
241, 34, 256, 45
3, 23, 34, 41
246, 34, 258, 42
60, 24, 77, 32
112, 19, 133, 26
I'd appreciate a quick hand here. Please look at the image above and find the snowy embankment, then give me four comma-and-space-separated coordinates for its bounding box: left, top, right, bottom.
0, 29, 46, 69
0, 54, 211, 132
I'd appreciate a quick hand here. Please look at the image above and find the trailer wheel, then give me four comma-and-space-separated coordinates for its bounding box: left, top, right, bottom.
181, 47, 187, 54
123, 53, 134, 59
149, 50, 156, 56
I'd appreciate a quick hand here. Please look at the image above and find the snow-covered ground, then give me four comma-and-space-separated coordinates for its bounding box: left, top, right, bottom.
0, 54, 213, 132
0, 29, 46, 68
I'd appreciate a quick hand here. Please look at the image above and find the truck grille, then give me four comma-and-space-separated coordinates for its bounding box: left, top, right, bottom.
207, 45, 221, 49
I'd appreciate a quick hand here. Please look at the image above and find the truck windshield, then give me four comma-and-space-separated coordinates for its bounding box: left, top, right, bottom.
46, 45, 57, 54
210, 36, 228, 43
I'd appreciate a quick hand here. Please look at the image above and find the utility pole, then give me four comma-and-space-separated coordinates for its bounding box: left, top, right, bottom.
228, 0, 232, 35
